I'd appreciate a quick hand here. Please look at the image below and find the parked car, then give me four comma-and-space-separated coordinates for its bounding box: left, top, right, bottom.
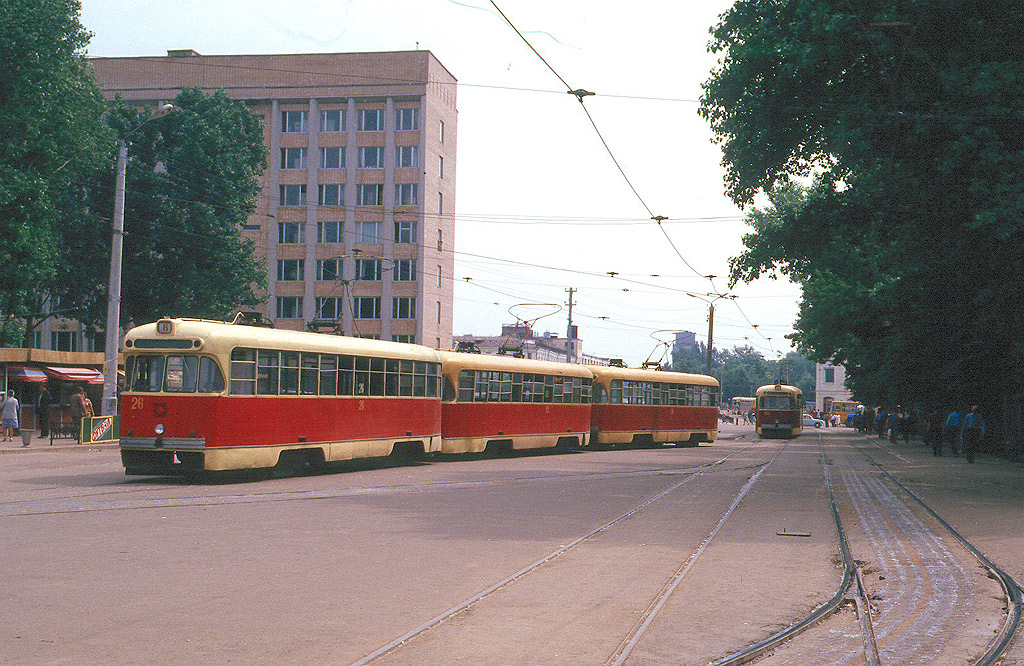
802, 414, 825, 428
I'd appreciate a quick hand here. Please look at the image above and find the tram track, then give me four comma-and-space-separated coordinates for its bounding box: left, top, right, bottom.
349, 444, 782, 665
709, 433, 1021, 666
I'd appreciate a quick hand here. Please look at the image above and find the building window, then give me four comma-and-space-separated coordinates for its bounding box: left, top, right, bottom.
438, 191, 443, 215
396, 107, 419, 131
276, 259, 304, 281
359, 108, 383, 131
437, 301, 441, 324
321, 109, 345, 132
396, 145, 418, 168
437, 265, 442, 287
392, 334, 415, 344
825, 368, 835, 383
393, 297, 416, 319
357, 184, 383, 206
320, 146, 344, 169
353, 296, 381, 319
276, 296, 303, 319
316, 258, 343, 281
439, 155, 444, 178
29, 331, 42, 349
394, 220, 415, 244
394, 259, 416, 282
356, 221, 382, 244
282, 110, 307, 133
315, 296, 342, 319
395, 183, 418, 206
51, 330, 78, 352
279, 184, 306, 207
437, 229, 443, 251
281, 147, 306, 170
317, 221, 342, 244
355, 258, 382, 281
439, 119, 445, 143
278, 222, 305, 244
318, 184, 344, 206
358, 146, 383, 168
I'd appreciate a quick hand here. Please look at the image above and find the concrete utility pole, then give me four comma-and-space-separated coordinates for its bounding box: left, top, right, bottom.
565, 287, 576, 363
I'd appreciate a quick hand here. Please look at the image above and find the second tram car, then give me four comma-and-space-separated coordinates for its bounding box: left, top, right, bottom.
119, 319, 443, 474
439, 352, 593, 454
588, 366, 719, 447
755, 383, 804, 439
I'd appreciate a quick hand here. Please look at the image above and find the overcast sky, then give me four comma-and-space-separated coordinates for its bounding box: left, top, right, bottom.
81, 0, 802, 367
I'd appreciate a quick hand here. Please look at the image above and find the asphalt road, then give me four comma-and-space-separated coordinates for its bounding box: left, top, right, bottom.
1, 425, 1021, 665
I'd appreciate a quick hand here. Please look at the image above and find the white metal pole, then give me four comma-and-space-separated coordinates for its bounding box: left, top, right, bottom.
102, 139, 128, 417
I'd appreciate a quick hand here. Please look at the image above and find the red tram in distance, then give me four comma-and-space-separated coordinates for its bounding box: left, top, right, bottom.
755, 383, 804, 439
119, 319, 443, 475
588, 366, 719, 447
439, 351, 592, 454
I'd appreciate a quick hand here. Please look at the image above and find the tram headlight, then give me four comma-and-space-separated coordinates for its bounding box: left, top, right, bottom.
154, 423, 165, 435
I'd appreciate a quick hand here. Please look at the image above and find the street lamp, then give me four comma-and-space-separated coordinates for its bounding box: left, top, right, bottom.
102, 103, 174, 416
688, 291, 735, 376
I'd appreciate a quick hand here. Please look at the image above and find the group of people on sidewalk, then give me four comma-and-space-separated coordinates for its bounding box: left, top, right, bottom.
0, 386, 93, 446
866, 405, 986, 463
926, 406, 986, 463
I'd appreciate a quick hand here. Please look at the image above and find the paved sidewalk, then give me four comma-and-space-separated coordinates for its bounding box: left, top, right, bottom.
0, 430, 118, 453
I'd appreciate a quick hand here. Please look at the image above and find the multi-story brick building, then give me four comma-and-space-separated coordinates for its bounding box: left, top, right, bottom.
90, 50, 456, 349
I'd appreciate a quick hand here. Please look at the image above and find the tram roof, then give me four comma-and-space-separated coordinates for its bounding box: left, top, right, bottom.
437, 351, 593, 377
755, 383, 802, 396
124, 319, 443, 363
586, 365, 719, 387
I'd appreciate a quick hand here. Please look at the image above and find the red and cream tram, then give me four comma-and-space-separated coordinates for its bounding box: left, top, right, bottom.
755, 383, 804, 439
119, 319, 443, 474
439, 351, 592, 454
587, 366, 719, 447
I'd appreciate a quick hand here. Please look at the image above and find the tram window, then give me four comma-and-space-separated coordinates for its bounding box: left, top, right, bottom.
320, 355, 337, 395
610, 379, 622, 404
369, 357, 385, 396
125, 356, 136, 389
298, 353, 319, 395
510, 373, 523, 402
278, 352, 299, 395
385, 360, 400, 396
354, 357, 369, 395
399, 370, 413, 396
543, 375, 554, 403
498, 372, 511, 402
164, 355, 199, 393
413, 373, 426, 397
581, 379, 592, 404
572, 378, 582, 404
230, 348, 256, 395
426, 363, 439, 397
131, 356, 165, 392
257, 351, 279, 395
458, 370, 475, 402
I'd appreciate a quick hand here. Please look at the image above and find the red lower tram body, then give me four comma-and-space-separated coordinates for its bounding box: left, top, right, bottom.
441, 403, 591, 454
591, 404, 719, 447
120, 394, 441, 474
756, 409, 802, 439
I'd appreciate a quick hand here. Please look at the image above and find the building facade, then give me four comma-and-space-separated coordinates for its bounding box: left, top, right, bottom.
454, 324, 609, 365
90, 50, 457, 349
815, 362, 854, 412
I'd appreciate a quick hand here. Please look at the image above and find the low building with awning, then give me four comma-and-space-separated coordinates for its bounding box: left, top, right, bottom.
0, 348, 106, 433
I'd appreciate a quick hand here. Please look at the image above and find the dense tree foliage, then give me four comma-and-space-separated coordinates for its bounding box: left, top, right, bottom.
700, 2, 1024, 433
672, 343, 816, 405
65, 88, 268, 329
0, 0, 111, 344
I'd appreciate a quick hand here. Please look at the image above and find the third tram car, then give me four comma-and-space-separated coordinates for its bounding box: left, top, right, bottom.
755, 383, 804, 439
588, 366, 719, 447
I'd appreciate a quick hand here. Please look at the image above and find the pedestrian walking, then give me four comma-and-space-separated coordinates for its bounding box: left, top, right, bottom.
36, 385, 52, 439
961, 405, 985, 463
945, 408, 963, 456
875, 408, 886, 438
888, 408, 901, 443
1, 391, 21, 443
70, 386, 89, 442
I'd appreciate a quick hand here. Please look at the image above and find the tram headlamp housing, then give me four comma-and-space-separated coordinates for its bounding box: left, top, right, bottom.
154, 423, 165, 435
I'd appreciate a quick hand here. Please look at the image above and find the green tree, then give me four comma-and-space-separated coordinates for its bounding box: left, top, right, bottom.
66, 88, 268, 329
0, 0, 111, 344
700, 2, 1024, 427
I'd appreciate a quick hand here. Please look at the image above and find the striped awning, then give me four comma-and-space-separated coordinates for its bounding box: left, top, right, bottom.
44, 366, 105, 384
5, 365, 49, 383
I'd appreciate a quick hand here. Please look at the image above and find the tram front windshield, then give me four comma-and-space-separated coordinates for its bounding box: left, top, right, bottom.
760, 394, 796, 410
